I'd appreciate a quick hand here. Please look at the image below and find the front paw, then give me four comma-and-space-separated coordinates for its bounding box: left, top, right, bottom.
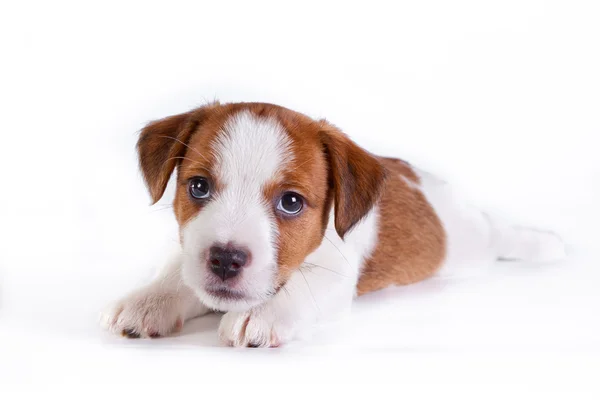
101, 286, 185, 339
218, 309, 295, 348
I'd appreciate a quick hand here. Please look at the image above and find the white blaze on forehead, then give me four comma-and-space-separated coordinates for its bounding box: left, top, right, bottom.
180, 110, 295, 311
212, 110, 294, 187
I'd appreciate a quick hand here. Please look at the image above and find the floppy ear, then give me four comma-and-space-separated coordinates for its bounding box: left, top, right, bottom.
319, 122, 387, 239
137, 107, 210, 204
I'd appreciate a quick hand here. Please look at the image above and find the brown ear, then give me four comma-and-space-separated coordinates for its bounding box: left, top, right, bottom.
137, 106, 210, 203
319, 122, 387, 239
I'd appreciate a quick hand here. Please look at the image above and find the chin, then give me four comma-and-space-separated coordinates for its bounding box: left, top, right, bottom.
181, 263, 276, 312
180, 249, 279, 313
194, 286, 270, 312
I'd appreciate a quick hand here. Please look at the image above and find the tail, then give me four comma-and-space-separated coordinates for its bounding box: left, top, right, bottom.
492, 222, 567, 263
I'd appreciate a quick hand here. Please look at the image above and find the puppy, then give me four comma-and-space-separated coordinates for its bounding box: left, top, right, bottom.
102, 101, 566, 347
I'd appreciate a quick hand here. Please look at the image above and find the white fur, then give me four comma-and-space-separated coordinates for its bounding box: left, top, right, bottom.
218, 208, 379, 347
182, 111, 293, 312
102, 111, 565, 345
411, 167, 566, 279
213, 110, 294, 186
100, 248, 209, 337
104, 204, 378, 345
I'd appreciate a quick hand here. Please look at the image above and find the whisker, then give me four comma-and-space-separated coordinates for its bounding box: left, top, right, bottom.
158, 135, 209, 163
151, 203, 173, 208
285, 157, 317, 174
303, 262, 352, 279
150, 205, 174, 213
299, 267, 321, 314
281, 285, 291, 299
165, 156, 205, 166
322, 235, 352, 268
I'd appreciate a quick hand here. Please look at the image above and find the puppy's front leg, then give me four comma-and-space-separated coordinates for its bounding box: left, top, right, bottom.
219, 258, 358, 347
101, 249, 209, 338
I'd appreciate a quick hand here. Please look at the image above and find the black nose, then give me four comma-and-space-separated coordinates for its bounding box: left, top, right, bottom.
208, 245, 248, 281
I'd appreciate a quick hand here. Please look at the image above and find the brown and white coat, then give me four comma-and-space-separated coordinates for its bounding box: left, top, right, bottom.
102, 102, 565, 347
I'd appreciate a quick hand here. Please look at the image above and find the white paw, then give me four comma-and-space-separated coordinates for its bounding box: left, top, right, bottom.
101, 286, 185, 339
218, 308, 296, 348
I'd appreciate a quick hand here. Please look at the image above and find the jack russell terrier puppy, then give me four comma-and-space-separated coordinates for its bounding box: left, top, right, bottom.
102, 101, 565, 347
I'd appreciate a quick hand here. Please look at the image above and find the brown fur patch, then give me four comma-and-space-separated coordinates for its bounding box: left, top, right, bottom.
137, 101, 446, 295
138, 102, 334, 284
174, 106, 238, 227
356, 157, 447, 295
243, 104, 333, 284
136, 110, 194, 204
222, 104, 338, 285
319, 121, 387, 239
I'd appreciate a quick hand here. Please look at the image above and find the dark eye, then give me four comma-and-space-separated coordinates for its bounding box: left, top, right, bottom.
188, 177, 210, 200
277, 192, 304, 215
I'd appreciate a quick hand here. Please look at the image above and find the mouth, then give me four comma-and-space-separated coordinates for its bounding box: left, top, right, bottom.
197, 281, 276, 312
205, 287, 248, 301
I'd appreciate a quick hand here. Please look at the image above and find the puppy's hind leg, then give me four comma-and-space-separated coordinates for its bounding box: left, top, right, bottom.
490, 218, 567, 263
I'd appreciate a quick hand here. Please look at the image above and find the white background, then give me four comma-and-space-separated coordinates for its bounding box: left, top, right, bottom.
1, 0, 599, 398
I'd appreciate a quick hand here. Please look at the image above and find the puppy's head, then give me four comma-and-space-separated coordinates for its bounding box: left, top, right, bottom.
137, 102, 385, 311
